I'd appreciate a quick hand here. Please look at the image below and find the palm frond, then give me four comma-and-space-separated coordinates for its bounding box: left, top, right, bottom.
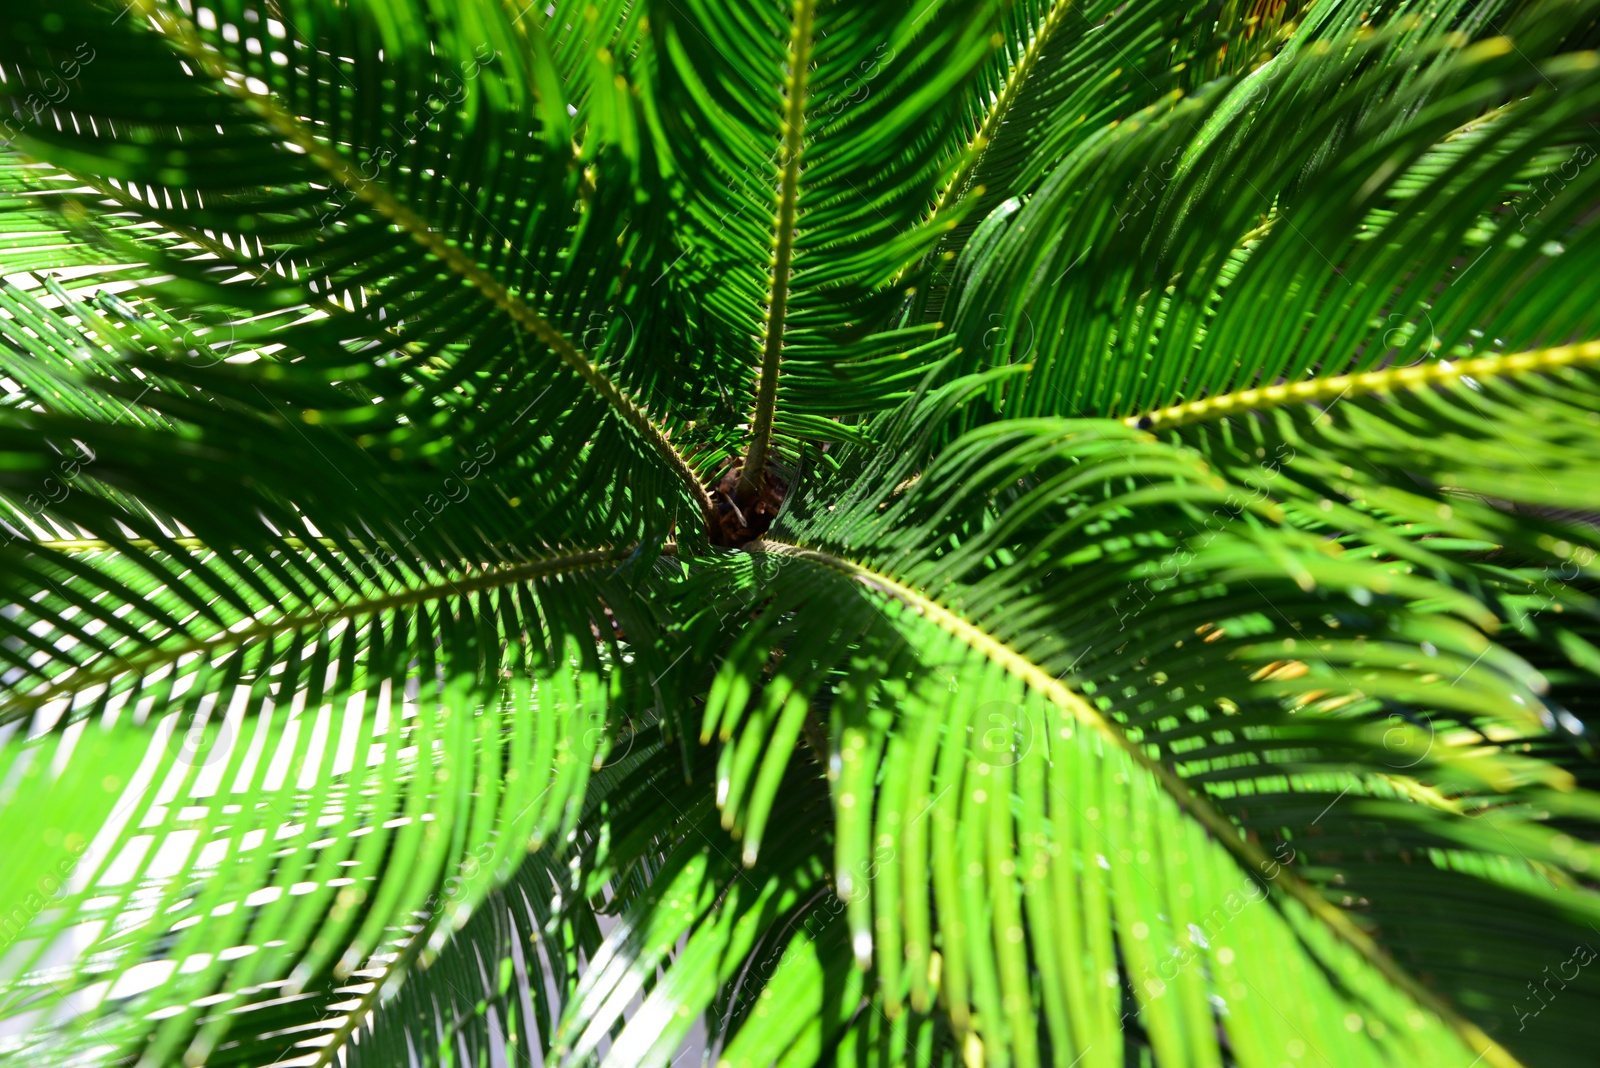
6, 0, 1600, 1065
692, 353, 1600, 1064
0, 0, 715, 540
947, 10, 1600, 423
640, 0, 1002, 495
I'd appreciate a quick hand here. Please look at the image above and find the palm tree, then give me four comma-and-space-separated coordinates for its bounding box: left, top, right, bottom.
3, 0, 1600, 1064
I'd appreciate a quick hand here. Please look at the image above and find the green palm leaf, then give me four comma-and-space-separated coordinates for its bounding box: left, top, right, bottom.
4, 0, 1600, 1066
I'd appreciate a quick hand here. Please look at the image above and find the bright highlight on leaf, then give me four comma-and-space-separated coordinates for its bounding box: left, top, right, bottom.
2, 1, 1599, 1067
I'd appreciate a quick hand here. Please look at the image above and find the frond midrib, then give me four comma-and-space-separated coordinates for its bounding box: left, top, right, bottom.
738, 0, 817, 500
32, 536, 336, 552
127, 0, 718, 531
748, 537, 1522, 1068
924, 0, 1075, 233
304, 925, 429, 1068
56, 169, 424, 360
0, 545, 634, 727
1127, 339, 1600, 430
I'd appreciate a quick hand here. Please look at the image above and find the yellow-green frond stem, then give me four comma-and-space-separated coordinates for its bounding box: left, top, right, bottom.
1128, 339, 1600, 431
739, 0, 816, 501
749, 537, 1526, 1068
931, 0, 1075, 228
1, 545, 634, 727
128, 0, 719, 533
33, 537, 340, 553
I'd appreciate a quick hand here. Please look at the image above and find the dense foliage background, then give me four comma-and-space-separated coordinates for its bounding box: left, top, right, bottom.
3, 0, 1600, 1065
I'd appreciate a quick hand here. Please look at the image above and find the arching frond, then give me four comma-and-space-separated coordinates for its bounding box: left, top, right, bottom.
948, 9, 1600, 424
4, 0, 1600, 1065
694, 356, 1600, 1064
